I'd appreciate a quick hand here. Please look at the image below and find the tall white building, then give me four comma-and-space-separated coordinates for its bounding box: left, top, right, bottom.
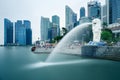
40, 16, 50, 41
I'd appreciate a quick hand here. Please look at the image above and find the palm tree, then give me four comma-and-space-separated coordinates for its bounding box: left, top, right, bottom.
62, 27, 68, 36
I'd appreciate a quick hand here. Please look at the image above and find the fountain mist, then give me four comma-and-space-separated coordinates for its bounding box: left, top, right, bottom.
46, 23, 92, 62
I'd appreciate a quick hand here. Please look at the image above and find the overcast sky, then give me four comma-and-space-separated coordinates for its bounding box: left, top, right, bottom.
0, 0, 105, 44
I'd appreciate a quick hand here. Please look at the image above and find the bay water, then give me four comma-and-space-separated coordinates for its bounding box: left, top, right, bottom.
0, 46, 48, 80
0, 46, 120, 80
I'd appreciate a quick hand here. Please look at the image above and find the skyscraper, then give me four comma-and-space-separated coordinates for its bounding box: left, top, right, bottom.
4, 18, 13, 45
40, 16, 50, 41
24, 20, 32, 45
101, 5, 107, 24
52, 23, 57, 39
106, 0, 120, 24
88, 1, 101, 19
24, 20, 31, 29
80, 7, 85, 18
52, 15, 60, 36
48, 23, 53, 42
72, 13, 77, 24
65, 5, 77, 31
15, 20, 26, 45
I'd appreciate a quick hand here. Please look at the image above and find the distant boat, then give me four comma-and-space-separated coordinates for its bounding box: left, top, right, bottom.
31, 40, 55, 54
31, 47, 54, 54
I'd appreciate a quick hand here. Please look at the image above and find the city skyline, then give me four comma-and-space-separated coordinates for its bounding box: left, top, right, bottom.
0, 0, 105, 44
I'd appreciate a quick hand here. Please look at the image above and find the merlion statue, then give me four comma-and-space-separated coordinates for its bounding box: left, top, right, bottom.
92, 18, 102, 42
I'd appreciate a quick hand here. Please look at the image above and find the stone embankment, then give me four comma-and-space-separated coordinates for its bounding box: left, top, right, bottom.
81, 46, 120, 61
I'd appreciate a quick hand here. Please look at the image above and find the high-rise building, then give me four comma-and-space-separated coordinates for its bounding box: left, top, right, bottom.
73, 13, 78, 27
40, 16, 50, 41
15, 20, 26, 45
24, 20, 31, 29
80, 7, 85, 18
24, 20, 32, 45
4, 18, 13, 45
48, 23, 52, 42
65, 5, 77, 31
72, 13, 77, 24
52, 15, 60, 36
52, 23, 57, 39
88, 1, 101, 19
48, 22, 58, 42
106, 0, 120, 24
101, 5, 107, 24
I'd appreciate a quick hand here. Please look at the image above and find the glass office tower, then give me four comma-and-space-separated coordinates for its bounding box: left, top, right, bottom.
65, 5, 77, 31
80, 7, 85, 18
88, 1, 101, 19
15, 20, 26, 45
4, 18, 13, 46
52, 15, 60, 36
24, 20, 32, 45
106, 0, 120, 24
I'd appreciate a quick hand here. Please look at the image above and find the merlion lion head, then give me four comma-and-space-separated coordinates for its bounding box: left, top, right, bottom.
92, 18, 101, 29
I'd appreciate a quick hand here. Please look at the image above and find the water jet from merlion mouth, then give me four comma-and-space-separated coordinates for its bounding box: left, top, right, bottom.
46, 23, 93, 62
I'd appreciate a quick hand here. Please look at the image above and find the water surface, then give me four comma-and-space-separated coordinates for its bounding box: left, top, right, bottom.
0, 46, 120, 80
0, 46, 48, 80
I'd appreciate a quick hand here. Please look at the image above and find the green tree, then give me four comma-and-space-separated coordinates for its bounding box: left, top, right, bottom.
54, 36, 63, 42
101, 29, 113, 43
